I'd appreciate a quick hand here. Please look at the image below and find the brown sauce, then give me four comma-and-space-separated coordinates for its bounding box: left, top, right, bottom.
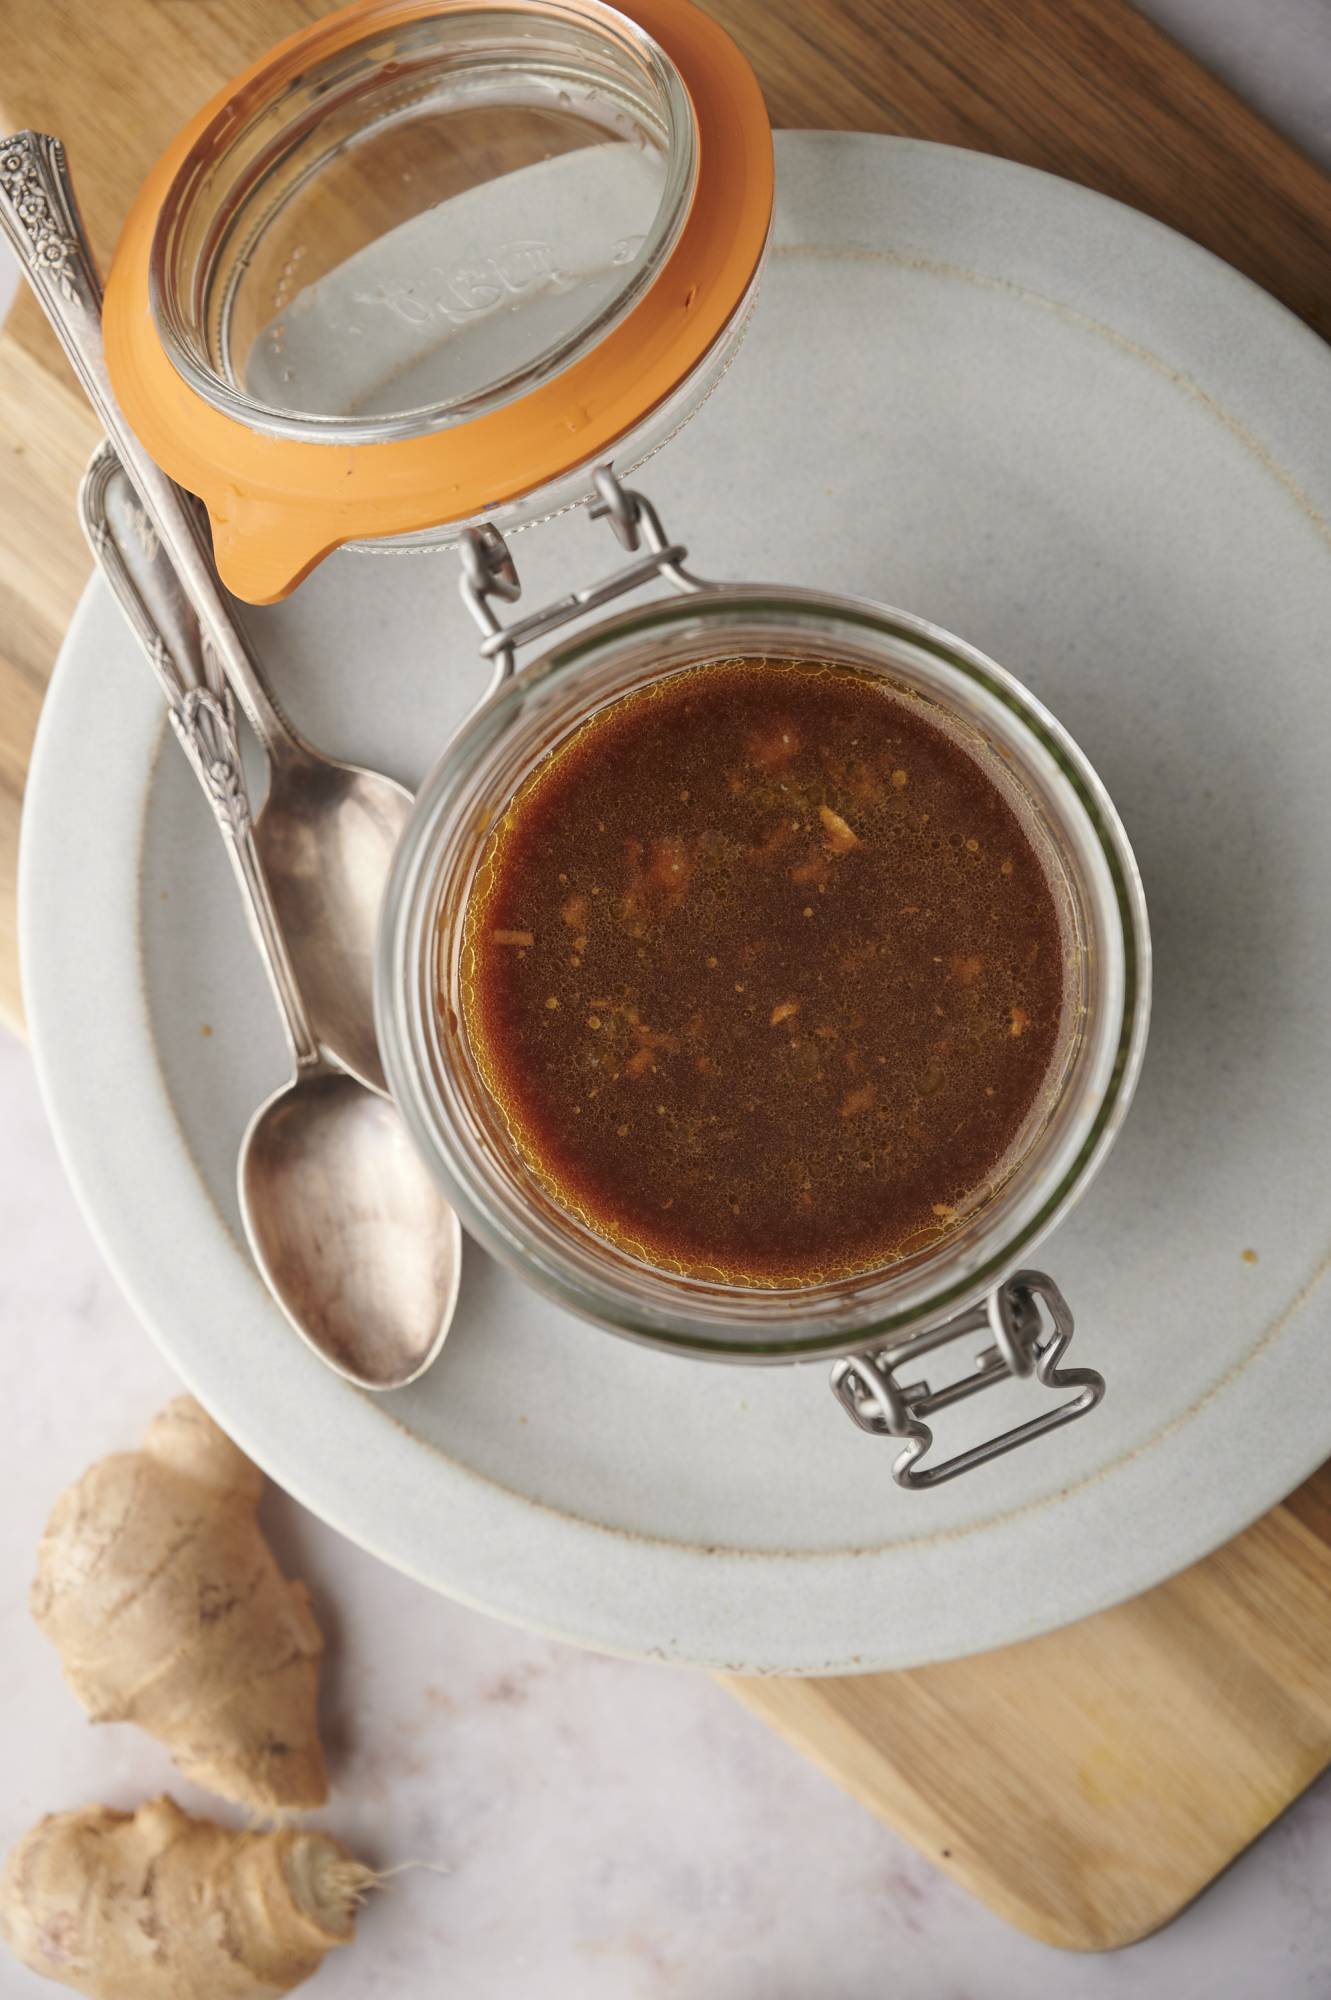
459, 659, 1068, 1284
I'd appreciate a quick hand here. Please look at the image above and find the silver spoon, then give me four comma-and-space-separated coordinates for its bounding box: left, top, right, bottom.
0, 129, 412, 1096
80, 442, 460, 1391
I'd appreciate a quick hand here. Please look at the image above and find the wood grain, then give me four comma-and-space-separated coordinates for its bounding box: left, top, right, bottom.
3, 0, 1330, 1953
729, 1458, 1331, 1949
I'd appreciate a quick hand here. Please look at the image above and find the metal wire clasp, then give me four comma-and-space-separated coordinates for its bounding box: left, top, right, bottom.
458, 467, 708, 686
829, 1273, 1104, 1490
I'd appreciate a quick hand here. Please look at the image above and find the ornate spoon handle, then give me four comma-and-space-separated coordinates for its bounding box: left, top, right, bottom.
0, 130, 297, 754
79, 442, 319, 1070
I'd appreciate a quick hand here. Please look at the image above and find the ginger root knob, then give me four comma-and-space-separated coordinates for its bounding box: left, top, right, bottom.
31, 1398, 326, 1811
0, 1796, 373, 1999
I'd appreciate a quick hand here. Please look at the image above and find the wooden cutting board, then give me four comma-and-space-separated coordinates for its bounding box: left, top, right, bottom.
3, 0, 1330, 1954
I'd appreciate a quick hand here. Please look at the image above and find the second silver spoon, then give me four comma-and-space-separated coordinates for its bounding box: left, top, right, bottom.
81, 443, 460, 1392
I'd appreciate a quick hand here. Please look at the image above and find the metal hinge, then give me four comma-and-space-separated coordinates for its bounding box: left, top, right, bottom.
458, 466, 709, 683
830, 1273, 1104, 1490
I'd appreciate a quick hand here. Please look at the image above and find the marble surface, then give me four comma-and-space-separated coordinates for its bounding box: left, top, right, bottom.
1145, 0, 1331, 170
4, 3, 1331, 1994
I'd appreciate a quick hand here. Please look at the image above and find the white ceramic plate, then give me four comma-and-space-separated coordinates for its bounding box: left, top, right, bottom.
22, 134, 1331, 1673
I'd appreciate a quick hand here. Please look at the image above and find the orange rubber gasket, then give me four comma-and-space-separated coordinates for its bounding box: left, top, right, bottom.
103, 0, 773, 602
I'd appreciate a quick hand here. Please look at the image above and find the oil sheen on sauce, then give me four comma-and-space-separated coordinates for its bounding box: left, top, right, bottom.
459, 659, 1067, 1284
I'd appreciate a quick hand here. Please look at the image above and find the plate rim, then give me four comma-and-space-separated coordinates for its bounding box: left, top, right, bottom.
20, 130, 1331, 1672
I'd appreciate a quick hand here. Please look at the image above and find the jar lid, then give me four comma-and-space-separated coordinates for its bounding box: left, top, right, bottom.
103, 0, 772, 602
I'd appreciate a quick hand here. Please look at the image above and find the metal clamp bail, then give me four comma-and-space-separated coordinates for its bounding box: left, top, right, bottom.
458, 467, 709, 688
829, 1272, 1104, 1490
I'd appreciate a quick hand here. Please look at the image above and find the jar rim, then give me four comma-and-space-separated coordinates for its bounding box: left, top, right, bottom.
102, 0, 774, 602
149, 9, 700, 447
376, 586, 1152, 1363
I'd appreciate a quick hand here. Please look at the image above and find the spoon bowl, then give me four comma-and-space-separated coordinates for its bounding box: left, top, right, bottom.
239, 1067, 461, 1391
254, 748, 414, 1096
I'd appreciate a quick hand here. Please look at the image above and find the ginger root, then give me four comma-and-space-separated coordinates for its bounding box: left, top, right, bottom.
32, 1398, 326, 1811
0, 1796, 371, 1999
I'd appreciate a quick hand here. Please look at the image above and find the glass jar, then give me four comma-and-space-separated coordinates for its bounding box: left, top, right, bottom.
102, 0, 1150, 1485
376, 480, 1151, 1485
